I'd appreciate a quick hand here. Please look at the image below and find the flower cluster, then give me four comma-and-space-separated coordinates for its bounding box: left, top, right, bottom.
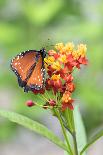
44, 42, 88, 111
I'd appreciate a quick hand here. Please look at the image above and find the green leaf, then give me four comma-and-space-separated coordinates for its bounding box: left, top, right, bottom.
0, 109, 67, 151
64, 109, 74, 133
64, 106, 87, 155
73, 106, 87, 155
80, 130, 103, 155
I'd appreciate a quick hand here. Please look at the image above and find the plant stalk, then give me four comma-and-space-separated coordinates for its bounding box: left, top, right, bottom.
72, 112, 78, 155
72, 131, 78, 155
54, 109, 73, 155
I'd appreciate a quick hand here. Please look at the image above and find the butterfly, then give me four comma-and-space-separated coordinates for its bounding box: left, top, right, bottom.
11, 48, 46, 92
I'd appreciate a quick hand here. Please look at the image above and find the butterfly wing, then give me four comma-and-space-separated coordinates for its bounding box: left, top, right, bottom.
24, 53, 45, 92
11, 50, 38, 87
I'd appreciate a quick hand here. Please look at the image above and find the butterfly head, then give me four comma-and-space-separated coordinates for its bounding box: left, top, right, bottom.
40, 48, 46, 58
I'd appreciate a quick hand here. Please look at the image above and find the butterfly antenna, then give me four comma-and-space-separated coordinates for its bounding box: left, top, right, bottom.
45, 38, 55, 49
41, 38, 55, 56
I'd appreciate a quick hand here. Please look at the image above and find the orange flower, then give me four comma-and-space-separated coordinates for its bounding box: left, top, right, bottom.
44, 41, 88, 111
62, 91, 71, 103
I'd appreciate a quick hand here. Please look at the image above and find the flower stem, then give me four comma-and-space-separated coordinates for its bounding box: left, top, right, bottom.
72, 132, 78, 155
54, 109, 73, 155
72, 112, 78, 155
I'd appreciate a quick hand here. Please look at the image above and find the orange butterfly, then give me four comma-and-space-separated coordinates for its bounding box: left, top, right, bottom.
11, 48, 46, 92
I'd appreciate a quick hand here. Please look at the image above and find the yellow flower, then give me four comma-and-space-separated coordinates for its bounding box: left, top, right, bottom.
65, 42, 74, 53
77, 44, 87, 57
58, 54, 67, 63
58, 42, 74, 54
55, 43, 64, 51
51, 74, 60, 81
51, 61, 61, 71
72, 44, 87, 59
72, 50, 79, 59
44, 56, 55, 64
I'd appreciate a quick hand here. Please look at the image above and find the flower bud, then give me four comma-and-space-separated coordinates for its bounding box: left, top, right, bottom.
49, 99, 56, 106
26, 100, 35, 107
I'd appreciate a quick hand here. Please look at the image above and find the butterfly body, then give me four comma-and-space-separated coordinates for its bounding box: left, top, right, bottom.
11, 48, 46, 92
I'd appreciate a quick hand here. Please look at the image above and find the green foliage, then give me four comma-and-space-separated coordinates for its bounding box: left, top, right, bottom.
74, 106, 87, 155
0, 109, 68, 151
0, 121, 16, 141
22, 0, 64, 26
80, 129, 103, 154
64, 106, 87, 155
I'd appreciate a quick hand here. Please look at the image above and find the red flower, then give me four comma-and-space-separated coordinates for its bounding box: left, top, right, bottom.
65, 63, 73, 71
56, 67, 69, 78
45, 78, 51, 90
66, 82, 75, 93
51, 79, 62, 94
47, 66, 55, 76
54, 79, 62, 88
63, 74, 73, 83
62, 102, 74, 111
66, 54, 74, 62
78, 56, 88, 65
54, 53, 60, 59
60, 84, 66, 94
76, 63, 80, 69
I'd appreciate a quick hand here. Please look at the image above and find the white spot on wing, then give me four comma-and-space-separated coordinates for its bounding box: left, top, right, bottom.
17, 56, 20, 60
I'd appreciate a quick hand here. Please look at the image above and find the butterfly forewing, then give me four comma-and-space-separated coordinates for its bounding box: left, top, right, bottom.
11, 50, 37, 85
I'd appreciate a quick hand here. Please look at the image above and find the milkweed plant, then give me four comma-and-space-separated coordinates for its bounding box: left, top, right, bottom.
0, 42, 103, 155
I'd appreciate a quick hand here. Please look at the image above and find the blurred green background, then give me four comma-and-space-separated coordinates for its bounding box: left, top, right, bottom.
0, 0, 103, 144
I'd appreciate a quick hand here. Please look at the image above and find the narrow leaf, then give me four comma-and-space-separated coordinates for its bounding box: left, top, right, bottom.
0, 109, 67, 151
80, 130, 103, 155
64, 106, 87, 155
73, 106, 87, 155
